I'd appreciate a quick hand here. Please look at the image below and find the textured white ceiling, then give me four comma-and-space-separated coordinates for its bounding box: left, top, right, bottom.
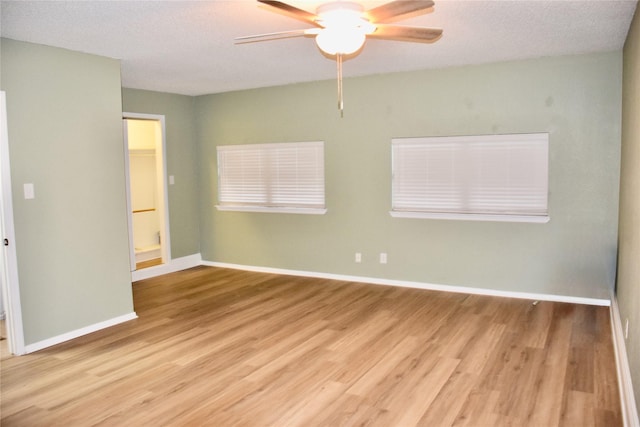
1, 0, 637, 96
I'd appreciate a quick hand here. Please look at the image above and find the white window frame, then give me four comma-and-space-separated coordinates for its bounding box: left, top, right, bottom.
216, 141, 326, 215
391, 133, 550, 223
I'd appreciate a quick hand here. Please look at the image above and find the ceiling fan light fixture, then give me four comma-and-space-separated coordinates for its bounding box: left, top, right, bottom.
314, 1, 374, 55
315, 27, 366, 55
243, 0, 443, 114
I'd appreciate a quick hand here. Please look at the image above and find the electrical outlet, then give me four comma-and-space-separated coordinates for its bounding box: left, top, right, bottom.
355, 252, 362, 263
625, 319, 629, 340
379, 253, 387, 264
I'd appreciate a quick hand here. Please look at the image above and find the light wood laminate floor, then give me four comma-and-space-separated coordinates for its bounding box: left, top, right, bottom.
136, 257, 163, 270
0, 266, 621, 426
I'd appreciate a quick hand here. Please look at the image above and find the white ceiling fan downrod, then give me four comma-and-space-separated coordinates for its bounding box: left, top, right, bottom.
337, 53, 344, 117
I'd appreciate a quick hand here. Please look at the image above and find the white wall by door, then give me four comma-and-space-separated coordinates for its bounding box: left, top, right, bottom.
0, 91, 25, 355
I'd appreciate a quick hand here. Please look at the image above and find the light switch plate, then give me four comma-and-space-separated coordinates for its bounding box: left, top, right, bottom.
169, 175, 175, 185
23, 183, 34, 199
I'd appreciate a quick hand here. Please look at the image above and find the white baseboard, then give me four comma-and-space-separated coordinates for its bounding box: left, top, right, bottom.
201, 261, 611, 306
132, 253, 202, 281
610, 295, 640, 427
24, 312, 138, 354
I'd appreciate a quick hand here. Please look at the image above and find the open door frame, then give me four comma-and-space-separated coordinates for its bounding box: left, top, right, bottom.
1, 91, 26, 355
123, 113, 171, 271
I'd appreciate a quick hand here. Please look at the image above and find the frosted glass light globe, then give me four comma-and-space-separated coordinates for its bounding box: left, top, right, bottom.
315, 28, 366, 55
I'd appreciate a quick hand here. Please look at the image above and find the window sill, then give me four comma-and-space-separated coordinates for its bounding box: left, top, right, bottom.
216, 206, 327, 215
390, 211, 550, 223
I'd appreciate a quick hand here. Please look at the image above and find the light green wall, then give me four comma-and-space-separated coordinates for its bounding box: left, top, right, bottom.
196, 52, 622, 300
0, 39, 134, 345
619, 7, 640, 413
0, 38, 626, 347
122, 89, 200, 259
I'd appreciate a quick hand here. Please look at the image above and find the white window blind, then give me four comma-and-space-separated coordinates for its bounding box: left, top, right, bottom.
391, 133, 549, 222
216, 141, 326, 214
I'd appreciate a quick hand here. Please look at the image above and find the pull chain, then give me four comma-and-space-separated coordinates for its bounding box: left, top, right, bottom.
337, 53, 344, 118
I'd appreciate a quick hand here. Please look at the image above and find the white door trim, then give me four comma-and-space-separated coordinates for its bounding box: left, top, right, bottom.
123, 113, 171, 268
0, 91, 26, 355
122, 120, 137, 272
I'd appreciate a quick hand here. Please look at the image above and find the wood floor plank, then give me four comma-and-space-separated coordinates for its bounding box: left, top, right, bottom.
0, 266, 622, 426
313, 392, 375, 427
525, 303, 574, 426
345, 335, 421, 399
417, 370, 477, 426
561, 390, 596, 427
452, 389, 502, 426
392, 356, 461, 426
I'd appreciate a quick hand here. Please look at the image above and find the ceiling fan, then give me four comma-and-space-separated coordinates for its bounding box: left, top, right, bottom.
237, 0, 443, 116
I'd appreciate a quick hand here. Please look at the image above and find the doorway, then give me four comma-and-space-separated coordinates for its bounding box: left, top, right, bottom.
1, 91, 25, 355
123, 114, 171, 271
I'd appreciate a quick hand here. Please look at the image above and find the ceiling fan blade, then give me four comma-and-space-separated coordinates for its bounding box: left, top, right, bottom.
366, 0, 434, 23
235, 29, 319, 44
257, 0, 321, 26
369, 24, 442, 43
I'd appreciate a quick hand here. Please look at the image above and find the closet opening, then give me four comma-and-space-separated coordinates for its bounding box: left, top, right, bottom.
123, 114, 171, 271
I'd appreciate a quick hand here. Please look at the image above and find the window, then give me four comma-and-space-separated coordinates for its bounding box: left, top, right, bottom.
216, 141, 326, 214
391, 133, 549, 223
